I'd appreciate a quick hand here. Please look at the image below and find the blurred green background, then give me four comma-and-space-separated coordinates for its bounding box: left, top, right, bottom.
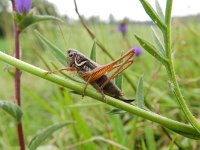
0, 0, 200, 149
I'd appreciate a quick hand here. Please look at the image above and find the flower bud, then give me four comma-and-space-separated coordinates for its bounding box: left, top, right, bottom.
14, 0, 32, 14
134, 46, 142, 56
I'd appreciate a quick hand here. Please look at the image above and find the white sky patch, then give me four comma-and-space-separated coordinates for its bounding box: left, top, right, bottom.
48, 0, 200, 21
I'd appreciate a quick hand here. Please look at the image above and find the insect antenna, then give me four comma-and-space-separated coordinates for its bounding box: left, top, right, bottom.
56, 22, 68, 50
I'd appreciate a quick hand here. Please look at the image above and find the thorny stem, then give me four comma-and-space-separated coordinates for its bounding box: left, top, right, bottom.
11, 1, 26, 150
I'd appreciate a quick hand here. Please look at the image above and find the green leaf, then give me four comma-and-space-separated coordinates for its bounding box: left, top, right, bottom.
63, 91, 96, 149
109, 115, 129, 146
151, 26, 166, 56
136, 76, 145, 109
135, 35, 168, 65
34, 30, 67, 66
108, 109, 126, 115
169, 137, 175, 150
18, 15, 63, 32
23, 87, 58, 116
29, 121, 73, 150
90, 40, 96, 61
145, 124, 156, 150
141, 138, 147, 150
168, 127, 200, 140
115, 73, 123, 90
0, 100, 23, 122
155, 0, 165, 21
139, 0, 166, 31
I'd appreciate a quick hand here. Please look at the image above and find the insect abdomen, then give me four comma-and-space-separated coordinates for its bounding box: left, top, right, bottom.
91, 74, 123, 98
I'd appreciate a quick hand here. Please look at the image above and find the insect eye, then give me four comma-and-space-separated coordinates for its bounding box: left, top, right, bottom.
69, 53, 74, 57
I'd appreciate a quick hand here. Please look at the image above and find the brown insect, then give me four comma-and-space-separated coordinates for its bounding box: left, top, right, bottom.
49, 48, 135, 103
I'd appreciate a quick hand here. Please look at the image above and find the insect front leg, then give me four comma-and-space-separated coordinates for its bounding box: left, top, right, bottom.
45, 67, 77, 75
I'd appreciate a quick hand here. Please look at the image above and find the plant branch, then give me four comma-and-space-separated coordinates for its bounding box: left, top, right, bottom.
163, 0, 200, 134
0, 51, 199, 139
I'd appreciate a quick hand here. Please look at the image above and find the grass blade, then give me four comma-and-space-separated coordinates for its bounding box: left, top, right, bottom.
90, 40, 96, 61
63, 91, 96, 149
108, 109, 126, 115
145, 124, 156, 150
109, 115, 129, 146
29, 121, 73, 150
136, 76, 145, 109
0, 100, 23, 122
34, 30, 67, 66
66, 136, 129, 150
141, 138, 147, 150
23, 88, 58, 116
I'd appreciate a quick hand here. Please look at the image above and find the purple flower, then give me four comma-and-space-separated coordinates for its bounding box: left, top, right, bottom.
133, 46, 142, 56
117, 24, 127, 33
14, 0, 32, 14
117, 20, 127, 36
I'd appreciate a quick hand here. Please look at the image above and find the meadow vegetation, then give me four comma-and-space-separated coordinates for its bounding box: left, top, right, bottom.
0, 0, 200, 149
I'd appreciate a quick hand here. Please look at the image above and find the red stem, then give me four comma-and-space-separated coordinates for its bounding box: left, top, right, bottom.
11, 1, 26, 150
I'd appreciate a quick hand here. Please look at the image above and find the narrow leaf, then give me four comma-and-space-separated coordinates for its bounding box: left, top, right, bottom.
136, 76, 145, 109
0, 100, 23, 122
151, 26, 166, 56
109, 115, 129, 146
141, 138, 147, 150
135, 35, 168, 65
108, 109, 126, 115
115, 72, 123, 90
23, 88, 58, 115
168, 127, 200, 140
155, 0, 165, 21
29, 121, 73, 150
63, 91, 96, 149
34, 30, 67, 66
169, 136, 176, 150
18, 15, 63, 33
145, 124, 156, 150
139, 0, 166, 31
90, 40, 96, 61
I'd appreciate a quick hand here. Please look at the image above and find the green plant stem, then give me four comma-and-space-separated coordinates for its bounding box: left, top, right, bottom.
0, 51, 199, 139
163, 0, 200, 134
166, 46, 200, 134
